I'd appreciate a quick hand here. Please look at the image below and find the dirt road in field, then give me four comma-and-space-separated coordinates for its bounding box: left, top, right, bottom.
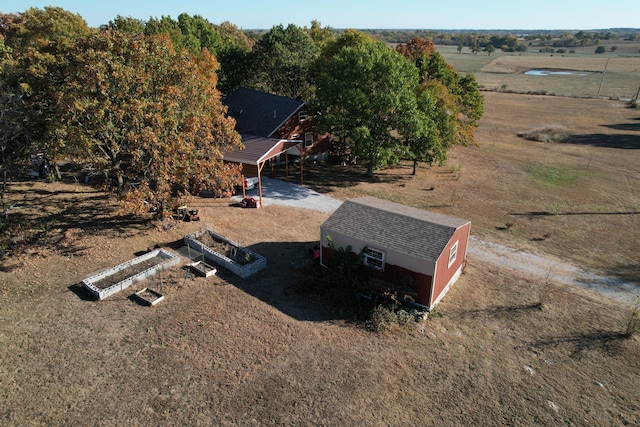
468, 237, 638, 304
243, 177, 639, 304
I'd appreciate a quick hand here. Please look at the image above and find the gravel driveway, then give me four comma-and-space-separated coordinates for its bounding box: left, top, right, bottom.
232, 176, 343, 212
235, 177, 638, 304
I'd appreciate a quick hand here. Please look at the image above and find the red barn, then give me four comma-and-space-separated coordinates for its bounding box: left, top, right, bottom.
320, 197, 471, 310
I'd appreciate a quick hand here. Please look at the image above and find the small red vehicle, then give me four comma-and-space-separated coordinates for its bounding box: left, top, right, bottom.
240, 197, 260, 208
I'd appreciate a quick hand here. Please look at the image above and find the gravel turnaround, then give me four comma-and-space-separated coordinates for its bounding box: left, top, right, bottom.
232, 176, 343, 213
234, 177, 638, 304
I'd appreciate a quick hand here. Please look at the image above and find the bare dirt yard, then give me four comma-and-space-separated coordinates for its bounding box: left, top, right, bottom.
1, 92, 639, 426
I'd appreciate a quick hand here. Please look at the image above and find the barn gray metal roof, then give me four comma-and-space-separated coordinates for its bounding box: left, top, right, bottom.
223, 87, 305, 137
321, 196, 470, 261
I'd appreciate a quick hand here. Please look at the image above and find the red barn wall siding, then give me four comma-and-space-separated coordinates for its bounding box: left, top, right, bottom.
271, 110, 330, 157
376, 263, 433, 307
432, 224, 471, 307
321, 247, 433, 307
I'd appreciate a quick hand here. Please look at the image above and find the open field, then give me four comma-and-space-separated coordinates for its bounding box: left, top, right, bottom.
1, 92, 639, 425
439, 41, 640, 99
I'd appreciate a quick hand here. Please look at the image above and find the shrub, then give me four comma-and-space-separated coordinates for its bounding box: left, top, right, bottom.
624, 298, 640, 338
517, 125, 572, 143
366, 305, 415, 332
368, 305, 395, 332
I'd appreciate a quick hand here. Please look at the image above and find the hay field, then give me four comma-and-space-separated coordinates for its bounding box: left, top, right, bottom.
439, 41, 640, 99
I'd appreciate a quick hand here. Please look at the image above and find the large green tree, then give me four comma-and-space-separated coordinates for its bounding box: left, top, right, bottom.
143, 15, 253, 94
397, 38, 484, 156
59, 29, 242, 216
313, 31, 420, 177
214, 21, 254, 94
251, 24, 319, 99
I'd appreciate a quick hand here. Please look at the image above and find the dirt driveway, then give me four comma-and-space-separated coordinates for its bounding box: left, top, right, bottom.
241, 177, 638, 304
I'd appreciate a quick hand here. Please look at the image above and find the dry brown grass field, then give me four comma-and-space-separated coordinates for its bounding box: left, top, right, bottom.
1, 92, 639, 425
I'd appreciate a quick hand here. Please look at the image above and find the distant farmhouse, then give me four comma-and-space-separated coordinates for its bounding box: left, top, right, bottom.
321, 197, 471, 310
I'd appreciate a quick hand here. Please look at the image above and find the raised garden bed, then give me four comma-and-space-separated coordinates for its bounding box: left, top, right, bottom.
82, 248, 180, 300
184, 229, 266, 279
134, 287, 165, 306
189, 260, 217, 277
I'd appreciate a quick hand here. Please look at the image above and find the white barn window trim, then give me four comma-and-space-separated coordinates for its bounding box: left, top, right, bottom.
448, 241, 458, 268
298, 110, 307, 121
304, 131, 314, 147
364, 247, 385, 271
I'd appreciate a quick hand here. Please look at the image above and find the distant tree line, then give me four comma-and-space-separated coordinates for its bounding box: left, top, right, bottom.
361, 28, 640, 45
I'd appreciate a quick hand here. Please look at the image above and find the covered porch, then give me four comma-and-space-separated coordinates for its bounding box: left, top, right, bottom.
222, 134, 303, 207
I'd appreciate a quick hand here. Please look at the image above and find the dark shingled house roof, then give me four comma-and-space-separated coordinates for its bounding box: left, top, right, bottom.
223, 87, 305, 137
322, 196, 470, 261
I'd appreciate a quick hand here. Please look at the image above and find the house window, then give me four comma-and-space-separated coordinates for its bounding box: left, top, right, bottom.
304, 132, 314, 148
291, 133, 300, 140
364, 247, 385, 271
448, 241, 458, 268
298, 110, 307, 121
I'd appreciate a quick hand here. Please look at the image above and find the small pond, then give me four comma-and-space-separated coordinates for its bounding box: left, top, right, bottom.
525, 69, 592, 76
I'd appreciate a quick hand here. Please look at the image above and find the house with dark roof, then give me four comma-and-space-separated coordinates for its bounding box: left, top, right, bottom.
220, 88, 331, 205
320, 196, 471, 310
223, 87, 330, 164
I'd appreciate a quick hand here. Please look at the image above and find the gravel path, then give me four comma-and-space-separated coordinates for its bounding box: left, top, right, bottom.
468, 237, 638, 304
236, 178, 638, 304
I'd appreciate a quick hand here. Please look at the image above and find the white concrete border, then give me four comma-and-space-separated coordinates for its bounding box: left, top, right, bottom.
82, 249, 180, 300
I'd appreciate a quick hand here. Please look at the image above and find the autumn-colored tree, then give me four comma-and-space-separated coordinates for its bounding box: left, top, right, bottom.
0, 7, 93, 178
395, 36, 435, 63
0, 72, 26, 215
60, 30, 242, 216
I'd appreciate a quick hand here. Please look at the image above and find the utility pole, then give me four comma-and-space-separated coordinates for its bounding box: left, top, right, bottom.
596, 58, 610, 99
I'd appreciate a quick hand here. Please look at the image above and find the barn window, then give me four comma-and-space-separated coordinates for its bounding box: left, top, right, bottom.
448, 241, 458, 268
364, 247, 385, 271
304, 132, 314, 147
298, 110, 307, 121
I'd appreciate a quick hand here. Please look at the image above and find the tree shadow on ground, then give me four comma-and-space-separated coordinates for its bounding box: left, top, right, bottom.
601, 123, 640, 132
284, 161, 408, 195
509, 210, 639, 218
4, 180, 151, 257
567, 133, 640, 149
531, 329, 628, 358
455, 303, 542, 319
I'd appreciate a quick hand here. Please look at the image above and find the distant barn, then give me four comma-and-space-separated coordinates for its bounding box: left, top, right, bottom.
320, 197, 471, 309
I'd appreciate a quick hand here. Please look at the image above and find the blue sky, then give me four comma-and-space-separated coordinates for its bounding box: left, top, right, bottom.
5, 0, 640, 30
